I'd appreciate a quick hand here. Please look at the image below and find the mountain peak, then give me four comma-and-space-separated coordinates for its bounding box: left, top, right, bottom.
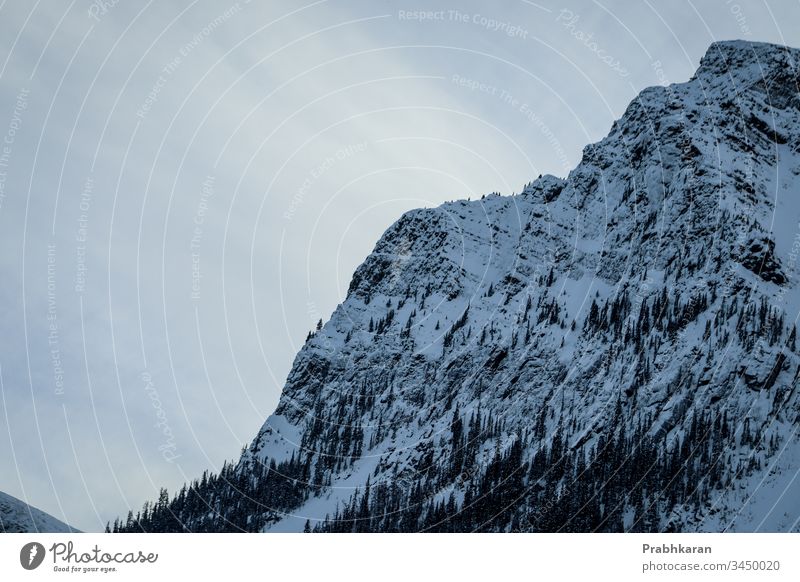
695, 40, 800, 89
118, 40, 800, 534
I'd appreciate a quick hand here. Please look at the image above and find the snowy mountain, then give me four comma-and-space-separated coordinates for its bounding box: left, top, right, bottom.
0, 491, 78, 533
118, 40, 800, 533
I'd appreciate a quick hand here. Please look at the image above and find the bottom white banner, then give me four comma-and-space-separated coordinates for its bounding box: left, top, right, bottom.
1, 533, 797, 581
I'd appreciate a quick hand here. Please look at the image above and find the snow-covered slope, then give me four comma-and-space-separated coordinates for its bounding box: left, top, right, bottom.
253, 39, 800, 532
0, 491, 78, 533
120, 40, 800, 533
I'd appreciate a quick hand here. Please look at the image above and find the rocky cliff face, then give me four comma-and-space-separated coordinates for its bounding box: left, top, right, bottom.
120, 40, 800, 533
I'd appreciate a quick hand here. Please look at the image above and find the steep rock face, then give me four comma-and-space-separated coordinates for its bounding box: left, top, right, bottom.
121, 40, 800, 533
238, 41, 800, 532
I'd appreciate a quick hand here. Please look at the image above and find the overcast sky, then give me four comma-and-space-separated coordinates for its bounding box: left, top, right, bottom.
1, 0, 798, 532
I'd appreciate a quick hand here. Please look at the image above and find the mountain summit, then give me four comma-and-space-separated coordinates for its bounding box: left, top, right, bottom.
121, 40, 800, 533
